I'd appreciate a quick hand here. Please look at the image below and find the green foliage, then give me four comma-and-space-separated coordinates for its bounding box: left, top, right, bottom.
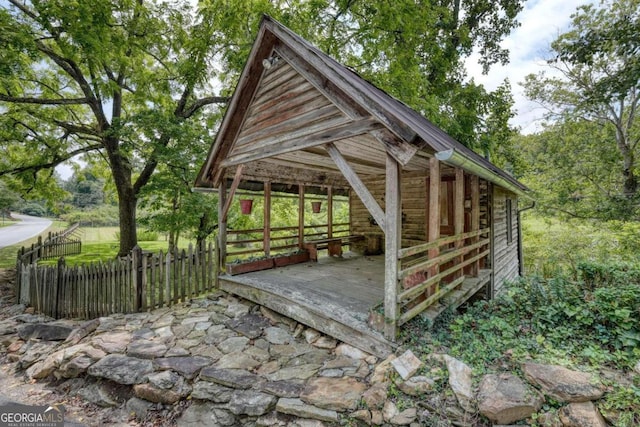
63, 169, 105, 209
599, 384, 640, 427
61, 205, 119, 227
114, 229, 159, 242
522, 215, 640, 277
522, 0, 640, 214
0, 180, 20, 212
16, 201, 47, 217
427, 268, 640, 373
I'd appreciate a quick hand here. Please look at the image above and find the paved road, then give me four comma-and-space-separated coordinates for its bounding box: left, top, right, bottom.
0, 214, 53, 248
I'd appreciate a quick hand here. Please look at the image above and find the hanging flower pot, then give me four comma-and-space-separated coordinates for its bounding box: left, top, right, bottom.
311, 201, 322, 213
239, 199, 253, 215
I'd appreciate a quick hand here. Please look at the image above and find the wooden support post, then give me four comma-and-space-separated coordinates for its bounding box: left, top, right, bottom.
455, 168, 465, 281
384, 154, 401, 341
55, 257, 65, 319
218, 180, 227, 271
327, 186, 333, 239
264, 181, 271, 257
470, 175, 480, 276
428, 158, 441, 294
298, 184, 305, 249
221, 164, 245, 223
326, 142, 385, 230
132, 245, 143, 311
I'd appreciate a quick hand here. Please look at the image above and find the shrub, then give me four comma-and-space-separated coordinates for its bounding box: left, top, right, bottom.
114, 229, 159, 242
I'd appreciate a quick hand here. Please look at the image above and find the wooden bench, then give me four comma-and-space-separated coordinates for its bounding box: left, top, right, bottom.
303, 235, 365, 261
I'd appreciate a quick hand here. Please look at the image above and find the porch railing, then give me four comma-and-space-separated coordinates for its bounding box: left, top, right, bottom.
226, 222, 350, 260
396, 227, 491, 325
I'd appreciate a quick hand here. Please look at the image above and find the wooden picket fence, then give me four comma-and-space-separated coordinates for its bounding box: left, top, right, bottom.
16, 223, 82, 264
18, 242, 217, 319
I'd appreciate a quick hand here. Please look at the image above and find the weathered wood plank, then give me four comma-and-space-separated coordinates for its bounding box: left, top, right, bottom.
384, 154, 401, 340
422, 269, 492, 322
398, 228, 490, 259
398, 275, 466, 325
326, 142, 386, 230
223, 117, 383, 168
398, 248, 491, 303
219, 277, 394, 358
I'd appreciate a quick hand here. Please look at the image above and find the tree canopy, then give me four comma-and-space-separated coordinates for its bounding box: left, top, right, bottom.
1, 0, 525, 254
522, 0, 640, 219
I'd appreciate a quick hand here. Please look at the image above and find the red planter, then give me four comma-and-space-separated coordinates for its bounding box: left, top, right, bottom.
273, 251, 310, 267
239, 199, 253, 215
226, 258, 274, 275
311, 201, 322, 213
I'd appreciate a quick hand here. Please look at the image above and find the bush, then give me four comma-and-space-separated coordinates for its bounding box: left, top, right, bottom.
61, 205, 119, 226
18, 202, 47, 217
114, 229, 159, 242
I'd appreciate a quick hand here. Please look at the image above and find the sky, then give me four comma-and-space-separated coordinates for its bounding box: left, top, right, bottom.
464, 0, 595, 134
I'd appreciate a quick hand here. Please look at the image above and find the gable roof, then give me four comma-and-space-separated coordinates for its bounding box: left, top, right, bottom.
194, 15, 528, 197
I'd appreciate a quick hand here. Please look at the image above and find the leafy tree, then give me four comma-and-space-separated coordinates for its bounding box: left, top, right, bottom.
523, 0, 640, 217
63, 169, 105, 209
0, 180, 20, 217
517, 121, 635, 220
0, 0, 230, 256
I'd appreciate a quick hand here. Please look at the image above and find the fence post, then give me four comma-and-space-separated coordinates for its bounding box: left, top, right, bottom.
55, 257, 65, 319
132, 246, 143, 311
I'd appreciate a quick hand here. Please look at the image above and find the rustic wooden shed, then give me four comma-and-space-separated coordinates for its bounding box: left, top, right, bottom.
194, 16, 529, 357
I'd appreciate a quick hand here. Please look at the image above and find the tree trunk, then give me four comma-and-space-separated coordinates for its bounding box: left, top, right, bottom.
616, 127, 638, 198
117, 188, 138, 258
106, 139, 138, 257
196, 211, 217, 248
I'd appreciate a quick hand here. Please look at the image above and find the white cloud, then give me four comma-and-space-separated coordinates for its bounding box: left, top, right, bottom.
464, 0, 596, 134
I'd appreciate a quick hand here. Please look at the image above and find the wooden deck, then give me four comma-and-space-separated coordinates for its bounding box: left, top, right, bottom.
219, 253, 395, 357
219, 254, 492, 358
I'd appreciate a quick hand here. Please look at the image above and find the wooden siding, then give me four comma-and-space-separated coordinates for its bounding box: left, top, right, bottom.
493, 187, 520, 294
226, 60, 349, 164
350, 173, 427, 247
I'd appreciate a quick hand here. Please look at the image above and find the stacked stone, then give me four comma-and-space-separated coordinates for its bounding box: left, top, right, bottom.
0, 292, 636, 426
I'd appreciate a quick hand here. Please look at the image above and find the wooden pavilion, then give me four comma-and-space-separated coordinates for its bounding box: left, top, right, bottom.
194, 16, 529, 357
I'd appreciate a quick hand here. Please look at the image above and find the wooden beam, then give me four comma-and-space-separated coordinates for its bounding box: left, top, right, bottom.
384, 153, 401, 341
218, 180, 228, 269
221, 117, 383, 167
219, 278, 394, 358
325, 142, 386, 231
298, 184, 305, 249
455, 168, 465, 281
327, 186, 333, 238
371, 128, 419, 167
228, 161, 349, 189
264, 181, 271, 257
428, 158, 441, 289
221, 165, 245, 223
208, 30, 278, 187
470, 175, 480, 276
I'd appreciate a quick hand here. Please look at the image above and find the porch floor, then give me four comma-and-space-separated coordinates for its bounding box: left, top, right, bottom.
219, 253, 394, 357
218, 253, 493, 358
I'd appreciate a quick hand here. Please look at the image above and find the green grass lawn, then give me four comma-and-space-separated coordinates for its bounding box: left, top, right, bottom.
1, 224, 179, 268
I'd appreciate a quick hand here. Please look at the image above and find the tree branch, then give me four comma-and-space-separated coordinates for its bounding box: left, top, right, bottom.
180, 96, 229, 118
0, 94, 89, 105
53, 120, 101, 137
0, 144, 103, 176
